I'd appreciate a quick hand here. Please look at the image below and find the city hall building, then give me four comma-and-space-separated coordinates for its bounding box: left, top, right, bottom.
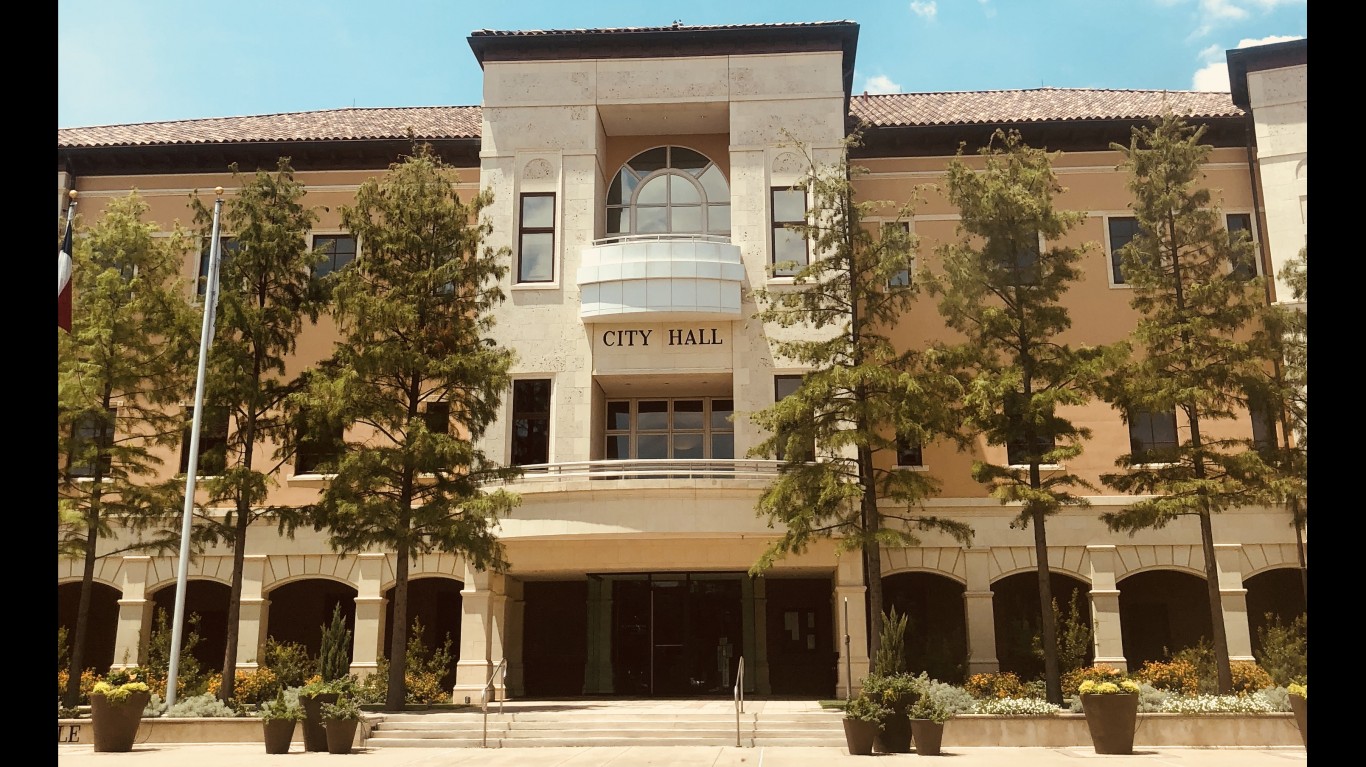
57, 23, 1307, 700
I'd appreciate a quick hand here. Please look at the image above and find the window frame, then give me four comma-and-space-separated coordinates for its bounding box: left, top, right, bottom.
601, 396, 734, 461
1127, 407, 1180, 465
68, 407, 116, 479
196, 236, 239, 299
1005, 393, 1057, 468
294, 416, 346, 476
517, 193, 556, 284
511, 378, 553, 467
773, 374, 815, 462
310, 233, 357, 281
882, 220, 912, 288
1225, 212, 1260, 280
771, 187, 808, 278
894, 433, 924, 468
1105, 215, 1142, 287
178, 404, 229, 477
605, 146, 731, 238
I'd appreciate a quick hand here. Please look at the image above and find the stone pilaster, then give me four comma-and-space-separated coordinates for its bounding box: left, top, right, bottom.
746, 576, 770, 695
581, 578, 613, 694
350, 553, 387, 679
1214, 544, 1255, 662
1087, 545, 1127, 671
233, 555, 268, 669
963, 548, 999, 675
503, 578, 525, 697
112, 556, 152, 669
834, 555, 869, 698
452, 564, 505, 703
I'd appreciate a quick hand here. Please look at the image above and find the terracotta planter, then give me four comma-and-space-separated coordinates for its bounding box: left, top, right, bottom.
90, 690, 151, 752
1081, 693, 1139, 755
1288, 694, 1306, 748
262, 718, 297, 754
300, 692, 339, 752
842, 718, 879, 755
910, 719, 945, 756
325, 718, 360, 754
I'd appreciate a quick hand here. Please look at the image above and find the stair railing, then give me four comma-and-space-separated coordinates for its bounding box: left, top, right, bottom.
481, 657, 508, 748
733, 655, 746, 747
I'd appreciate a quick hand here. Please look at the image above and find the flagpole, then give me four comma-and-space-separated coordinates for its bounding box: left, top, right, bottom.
166, 187, 225, 708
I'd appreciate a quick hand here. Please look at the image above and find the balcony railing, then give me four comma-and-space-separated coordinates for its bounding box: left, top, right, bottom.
503, 459, 783, 483
591, 233, 733, 246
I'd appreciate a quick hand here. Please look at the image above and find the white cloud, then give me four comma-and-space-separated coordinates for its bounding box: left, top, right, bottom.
1190, 34, 1305, 91
1198, 43, 1224, 62
862, 75, 903, 95
979, 0, 997, 18
910, 1, 937, 20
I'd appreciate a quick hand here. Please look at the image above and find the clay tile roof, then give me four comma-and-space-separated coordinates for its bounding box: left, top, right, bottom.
57, 106, 483, 149
850, 88, 1244, 127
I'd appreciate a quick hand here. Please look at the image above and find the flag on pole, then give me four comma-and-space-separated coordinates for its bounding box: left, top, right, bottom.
58, 213, 74, 333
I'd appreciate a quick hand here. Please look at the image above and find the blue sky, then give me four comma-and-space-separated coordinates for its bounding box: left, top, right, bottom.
57, 0, 1307, 129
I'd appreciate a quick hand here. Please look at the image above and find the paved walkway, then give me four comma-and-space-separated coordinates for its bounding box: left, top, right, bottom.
55, 743, 1309, 766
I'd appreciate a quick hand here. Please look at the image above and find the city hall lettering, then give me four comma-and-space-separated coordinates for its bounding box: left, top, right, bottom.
601, 328, 723, 347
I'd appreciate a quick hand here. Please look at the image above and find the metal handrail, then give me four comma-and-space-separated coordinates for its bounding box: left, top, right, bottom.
481, 657, 508, 748
506, 459, 784, 483
734, 656, 745, 747
592, 233, 734, 246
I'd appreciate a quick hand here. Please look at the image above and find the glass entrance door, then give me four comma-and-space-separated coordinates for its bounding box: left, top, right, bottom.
603, 573, 742, 696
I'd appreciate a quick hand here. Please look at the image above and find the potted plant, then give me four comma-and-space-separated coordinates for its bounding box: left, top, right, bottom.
321, 695, 363, 754
89, 678, 152, 752
907, 694, 952, 756
861, 672, 919, 753
841, 695, 890, 756
1078, 678, 1141, 755
259, 691, 304, 754
299, 678, 345, 752
1287, 682, 1306, 748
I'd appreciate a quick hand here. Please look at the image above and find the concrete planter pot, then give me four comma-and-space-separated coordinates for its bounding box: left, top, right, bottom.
325, 718, 360, 754
299, 692, 339, 752
262, 718, 296, 754
1288, 694, 1306, 748
1081, 694, 1139, 755
90, 690, 150, 752
910, 719, 945, 755
842, 718, 879, 755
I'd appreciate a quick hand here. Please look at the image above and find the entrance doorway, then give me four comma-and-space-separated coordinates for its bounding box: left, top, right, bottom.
597, 573, 742, 696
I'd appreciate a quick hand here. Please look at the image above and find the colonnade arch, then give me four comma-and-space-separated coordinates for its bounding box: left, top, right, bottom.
1244, 566, 1306, 661
882, 570, 968, 684
990, 570, 1092, 682
264, 577, 358, 660
382, 577, 464, 691
149, 579, 232, 678
58, 581, 120, 674
1116, 568, 1210, 669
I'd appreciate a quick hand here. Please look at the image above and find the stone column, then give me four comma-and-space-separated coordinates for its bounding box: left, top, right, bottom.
834, 556, 869, 698
112, 556, 152, 669
1214, 544, 1255, 662
1087, 545, 1127, 671
963, 548, 999, 675
452, 564, 505, 703
350, 553, 387, 679
234, 555, 268, 669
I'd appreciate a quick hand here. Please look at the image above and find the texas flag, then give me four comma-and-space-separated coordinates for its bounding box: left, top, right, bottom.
58, 217, 73, 332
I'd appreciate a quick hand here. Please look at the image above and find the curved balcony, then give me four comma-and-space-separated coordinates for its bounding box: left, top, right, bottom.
578, 234, 744, 323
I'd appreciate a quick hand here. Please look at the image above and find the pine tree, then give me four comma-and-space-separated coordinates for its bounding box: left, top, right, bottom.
1100, 113, 1280, 694
748, 132, 972, 666
318, 604, 353, 682
187, 160, 326, 703
57, 193, 199, 708
926, 128, 1118, 704
300, 143, 519, 711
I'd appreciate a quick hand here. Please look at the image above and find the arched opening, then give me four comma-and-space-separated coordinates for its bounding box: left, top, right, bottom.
606, 146, 730, 237
882, 572, 968, 684
1118, 569, 1211, 669
265, 579, 358, 662
382, 578, 463, 692
58, 581, 120, 674
151, 580, 231, 679
990, 571, 1093, 683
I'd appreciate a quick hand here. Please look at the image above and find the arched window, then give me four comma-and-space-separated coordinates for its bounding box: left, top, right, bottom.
606, 146, 730, 237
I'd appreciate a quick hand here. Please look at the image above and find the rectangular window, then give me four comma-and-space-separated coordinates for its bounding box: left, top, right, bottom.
1248, 395, 1278, 456
602, 397, 734, 460
895, 434, 923, 467
1107, 216, 1141, 285
774, 375, 814, 462
311, 234, 357, 281
68, 408, 116, 478
179, 405, 228, 476
1008, 232, 1041, 285
883, 221, 911, 287
1227, 213, 1258, 280
295, 416, 345, 475
511, 379, 552, 466
1128, 408, 1179, 464
518, 193, 555, 283
1006, 393, 1055, 466
771, 188, 807, 277
197, 236, 239, 298
422, 401, 450, 435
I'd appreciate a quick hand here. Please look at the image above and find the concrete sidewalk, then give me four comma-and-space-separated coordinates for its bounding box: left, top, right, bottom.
56, 743, 1308, 767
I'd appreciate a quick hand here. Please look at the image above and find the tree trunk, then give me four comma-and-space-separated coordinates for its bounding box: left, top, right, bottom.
64, 518, 100, 708
386, 551, 410, 710
220, 498, 250, 703
1033, 505, 1061, 704
1199, 507, 1233, 693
